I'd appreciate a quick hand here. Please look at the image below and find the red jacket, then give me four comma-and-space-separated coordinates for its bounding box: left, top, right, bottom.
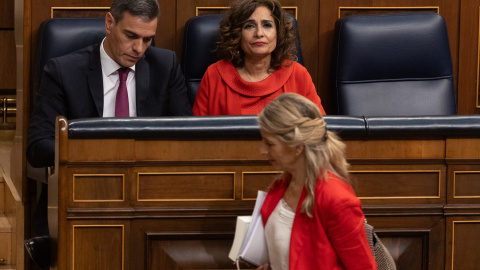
192, 60, 326, 115
261, 173, 377, 270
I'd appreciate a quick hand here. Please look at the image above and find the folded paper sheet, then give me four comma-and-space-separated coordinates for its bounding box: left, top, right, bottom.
228, 190, 269, 267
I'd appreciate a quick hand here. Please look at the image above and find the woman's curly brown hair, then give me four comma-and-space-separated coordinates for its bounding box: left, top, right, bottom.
216, 0, 298, 70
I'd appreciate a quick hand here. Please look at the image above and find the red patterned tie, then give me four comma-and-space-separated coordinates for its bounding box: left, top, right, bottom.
115, 67, 130, 117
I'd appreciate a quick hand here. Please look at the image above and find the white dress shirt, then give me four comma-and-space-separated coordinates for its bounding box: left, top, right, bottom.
100, 38, 137, 117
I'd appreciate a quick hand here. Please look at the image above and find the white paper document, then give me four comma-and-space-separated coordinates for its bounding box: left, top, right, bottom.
228, 190, 269, 267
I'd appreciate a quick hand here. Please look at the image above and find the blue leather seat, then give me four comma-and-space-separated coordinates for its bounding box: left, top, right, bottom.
181, 14, 223, 106
181, 13, 305, 106
333, 12, 457, 116
33, 17, 106, 102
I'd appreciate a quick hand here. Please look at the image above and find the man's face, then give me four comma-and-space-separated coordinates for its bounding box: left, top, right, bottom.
104, 11, 157, 67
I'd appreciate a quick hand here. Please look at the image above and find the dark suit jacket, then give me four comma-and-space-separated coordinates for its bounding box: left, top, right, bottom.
27, 44, 193, 167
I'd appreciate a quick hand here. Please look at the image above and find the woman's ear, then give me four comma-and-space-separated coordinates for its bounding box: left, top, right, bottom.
295, 143, 304, 156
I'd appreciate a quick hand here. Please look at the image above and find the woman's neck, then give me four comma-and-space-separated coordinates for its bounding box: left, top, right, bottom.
290, 171, 306, 188
240, 56, 272, 82
283, 172, 306, 211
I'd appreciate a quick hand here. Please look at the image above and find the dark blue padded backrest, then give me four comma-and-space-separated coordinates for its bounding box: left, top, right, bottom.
181, 13, 305, 106
181, 14, 222, 106
333, 12, 457, 116
33, 18, 106, 97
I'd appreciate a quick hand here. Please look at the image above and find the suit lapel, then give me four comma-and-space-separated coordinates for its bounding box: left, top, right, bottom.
135, 54, 150, 116
87, 45, 104, 116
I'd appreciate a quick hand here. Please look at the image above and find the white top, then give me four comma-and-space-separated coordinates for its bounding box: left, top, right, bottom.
265, 198, 295, 270
100, 38, 137, 117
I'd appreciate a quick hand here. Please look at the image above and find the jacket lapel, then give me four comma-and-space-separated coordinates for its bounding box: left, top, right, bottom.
135, 54, 150, 116
87, 45, 104, 116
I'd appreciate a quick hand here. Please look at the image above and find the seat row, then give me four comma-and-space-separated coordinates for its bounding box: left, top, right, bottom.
36, 12, 457, 116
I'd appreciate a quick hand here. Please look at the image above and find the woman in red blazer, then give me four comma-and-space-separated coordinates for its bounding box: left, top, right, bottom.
255, 93, 377, 270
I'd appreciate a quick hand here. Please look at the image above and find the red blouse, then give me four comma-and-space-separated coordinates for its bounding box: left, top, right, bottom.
192, 60, 326, 115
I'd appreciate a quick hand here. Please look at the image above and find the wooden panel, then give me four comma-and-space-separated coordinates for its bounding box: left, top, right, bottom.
448, 165, 480, 204
453, 171, 480, 198
378, 232, 427, 270
130, 218, 238, 270
131, 164, 275, 208
195, 6, 229, 16
353, 164, 446, 205
195, 5, 298, 17
281, 0, 320, 91
51, 7, 108, 18
137, 172, 235, 201
345, 140, 446, 160
446, 138, 480, 159
147, 232, 235, 270
0, 232, 12, 265
155, 0, 177, 50
0, 31, 16, 89
135, 140, 264, 161
353, 170, 441, 199
0, 0, 14, 28
338, 6, 439, 17
72, 225, 124, 270
447, 219, 480, 270
66, 139, 135, 162
367, 216, 445, 270
66, 166, 131, 209
242, 171, 282, 199
138, 216, 442, 270
457, 0, 480, 114
73, 174, 124, 202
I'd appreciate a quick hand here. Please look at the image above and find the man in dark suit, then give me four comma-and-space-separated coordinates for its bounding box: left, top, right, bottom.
25, 0, 192, 267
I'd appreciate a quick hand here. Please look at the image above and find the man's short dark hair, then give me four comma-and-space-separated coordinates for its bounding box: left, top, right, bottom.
110, 0, 160, 23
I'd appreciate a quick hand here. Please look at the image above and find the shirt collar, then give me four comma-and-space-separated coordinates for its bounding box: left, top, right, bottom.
100, 38, 136, 76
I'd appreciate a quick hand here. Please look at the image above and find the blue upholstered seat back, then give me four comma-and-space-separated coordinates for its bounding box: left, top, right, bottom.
33, 17, 106, 97
333, 12, 457, 116
181, 13, 305, 106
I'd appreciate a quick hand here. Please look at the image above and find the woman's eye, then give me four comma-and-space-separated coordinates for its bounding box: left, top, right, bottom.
244, 23, 254, 29
263, 23, 273, 28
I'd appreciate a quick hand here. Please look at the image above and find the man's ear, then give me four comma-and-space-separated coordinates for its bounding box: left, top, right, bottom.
105, 12, 115, 34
